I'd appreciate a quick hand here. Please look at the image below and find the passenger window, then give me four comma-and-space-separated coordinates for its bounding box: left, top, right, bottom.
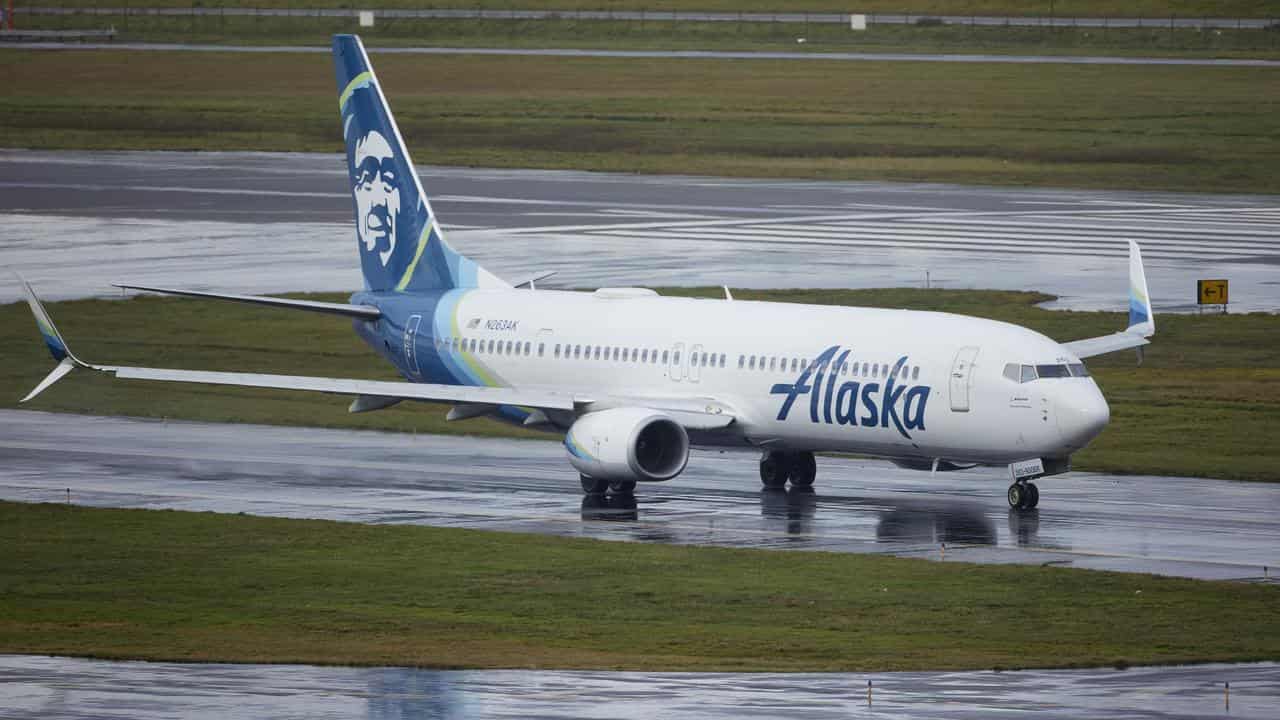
691, 354, 699, 368
911, 366, 919, 380
554, 344, 561, 358
900, 365, 908, 378
538, 343, 545, 357
719, 354, 726, 368
664, 350, 671, 364
738, 355, 745, 369
574, 345, 581, 359
749, 356, 756, 370
674, 351, 680, 364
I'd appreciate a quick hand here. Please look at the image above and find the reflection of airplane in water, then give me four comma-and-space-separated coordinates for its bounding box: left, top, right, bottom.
760, 487, 817, 536
876, 500, 996, 546
581, 492, 639, 522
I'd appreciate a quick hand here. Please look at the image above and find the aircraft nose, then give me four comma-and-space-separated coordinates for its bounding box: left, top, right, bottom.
1056, 381, 1110, 449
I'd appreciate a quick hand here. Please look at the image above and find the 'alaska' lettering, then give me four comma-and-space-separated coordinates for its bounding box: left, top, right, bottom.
770, 345, 930, 439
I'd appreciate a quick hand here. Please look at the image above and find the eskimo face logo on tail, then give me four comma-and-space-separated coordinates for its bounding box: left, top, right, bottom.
769, 345, 930, 440
352, 130, 401, 267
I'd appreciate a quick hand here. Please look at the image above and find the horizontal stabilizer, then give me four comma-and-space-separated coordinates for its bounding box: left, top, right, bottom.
114, 284, 381, 320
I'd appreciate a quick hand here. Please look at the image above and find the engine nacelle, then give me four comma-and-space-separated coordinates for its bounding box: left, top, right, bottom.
564, 408, 689, 482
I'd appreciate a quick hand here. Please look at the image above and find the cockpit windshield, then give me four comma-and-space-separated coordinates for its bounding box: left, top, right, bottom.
1003, 362, 1089, 383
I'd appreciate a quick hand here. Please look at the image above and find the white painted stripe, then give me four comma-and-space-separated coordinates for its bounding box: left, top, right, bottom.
593, 228, 1265, 259
658, 223, 1274, 255
877, 218, 1280, 244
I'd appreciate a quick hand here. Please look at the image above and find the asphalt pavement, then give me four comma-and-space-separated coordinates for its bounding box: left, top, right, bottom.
2, 654, 1275, 720
9, 42, 1280, 66
2, 410, 1276, 582
3, 150, 1278, 312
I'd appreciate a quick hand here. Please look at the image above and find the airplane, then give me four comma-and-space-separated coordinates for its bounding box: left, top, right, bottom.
17, 34, 1156, 511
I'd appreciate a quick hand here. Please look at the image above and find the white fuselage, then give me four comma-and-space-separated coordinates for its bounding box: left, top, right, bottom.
420, 288, 1110, 466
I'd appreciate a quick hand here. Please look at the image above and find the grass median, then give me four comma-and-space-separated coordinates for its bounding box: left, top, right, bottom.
21, 0, 1280, 18
24, 13, 1280, 60
2, 50, 1278, 193
3, 288, 1277, 482
3, 500, 1278, 670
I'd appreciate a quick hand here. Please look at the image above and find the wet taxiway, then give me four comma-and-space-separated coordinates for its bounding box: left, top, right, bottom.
2, 410, 1276, 582
3, 149, 1279, 312
2, 654, 1275, 720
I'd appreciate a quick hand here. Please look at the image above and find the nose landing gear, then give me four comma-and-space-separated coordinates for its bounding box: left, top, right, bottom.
1007, 480, 1040, 510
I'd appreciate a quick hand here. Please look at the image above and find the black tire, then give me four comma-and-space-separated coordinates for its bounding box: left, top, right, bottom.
1026, 482, 1040, 509
788, 451, 817, 488
1007, 482, 1025, 509
760, 453, 790, 489
609, 479, 637, 495
580, 474, 609, 494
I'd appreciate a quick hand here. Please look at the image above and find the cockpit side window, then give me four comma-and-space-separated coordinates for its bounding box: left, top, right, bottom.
1068, 363, 1090, 377
1003, 363, 1021, 383
1035, 364, 1071, 378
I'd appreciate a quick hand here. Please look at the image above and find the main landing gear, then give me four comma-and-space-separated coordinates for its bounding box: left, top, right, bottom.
580, 475, 636, 496
1007, 480, 1040, 510
759, 450, 817, 490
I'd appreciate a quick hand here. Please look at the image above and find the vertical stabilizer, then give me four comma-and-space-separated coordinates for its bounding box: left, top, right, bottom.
333, 35, 508, 293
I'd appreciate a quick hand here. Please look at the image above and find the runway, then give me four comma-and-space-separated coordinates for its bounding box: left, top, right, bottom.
3, 150, 1279, 312
9, 42, 1280, 67
2, 654, 1275, 720
2, 410, 1277, 582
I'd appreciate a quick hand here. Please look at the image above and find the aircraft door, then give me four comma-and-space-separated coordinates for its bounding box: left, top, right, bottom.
403, 314, 423, 378
688, 344, 704, 383
670, 342, 685, 382
949, 346, 980, 412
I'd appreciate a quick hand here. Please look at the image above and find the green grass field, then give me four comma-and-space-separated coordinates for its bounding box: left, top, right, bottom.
4, 501, 1278, 670
3, 50, 1278, 193
24, 11, 1280, 59
21, 1, 1280, 18
4, 288, 1278, 482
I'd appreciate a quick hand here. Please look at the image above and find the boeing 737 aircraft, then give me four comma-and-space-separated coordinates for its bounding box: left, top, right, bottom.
19, 35, 1156, 510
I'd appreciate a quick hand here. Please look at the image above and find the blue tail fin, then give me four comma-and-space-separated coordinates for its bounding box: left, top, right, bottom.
333, 35, 507, 293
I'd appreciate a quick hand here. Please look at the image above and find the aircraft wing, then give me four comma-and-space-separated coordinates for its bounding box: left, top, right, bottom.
114, 283, 381, 319
1062, 332, 1150, 359
103, 366, 577, 410
19, 277, 740, 429
1060, 240, 1157, 359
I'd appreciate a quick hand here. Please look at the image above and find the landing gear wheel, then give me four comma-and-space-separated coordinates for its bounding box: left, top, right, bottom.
1007, 481, 1040, 510
788, 451, 817, 488
1007, 482, 1026, 510
760, 452, 791, 489
609, 480, 637, 495
580, 474, 609, 494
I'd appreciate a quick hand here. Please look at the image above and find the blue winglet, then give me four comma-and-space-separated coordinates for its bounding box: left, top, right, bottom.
1126, 240, 1155, 337
16, 276, 86, 402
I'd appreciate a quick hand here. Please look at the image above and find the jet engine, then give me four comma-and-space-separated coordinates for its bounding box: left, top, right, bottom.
564, 407, 689, 482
